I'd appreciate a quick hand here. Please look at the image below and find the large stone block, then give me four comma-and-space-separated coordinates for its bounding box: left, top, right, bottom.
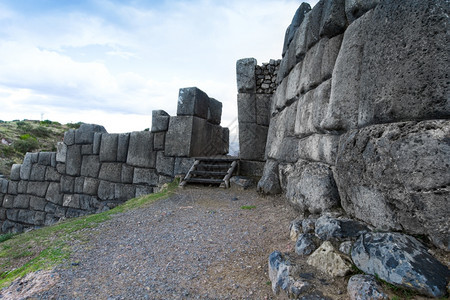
60, 176, 74, 193
282, 3, 312, 57
345, 0, 380, 24
63, 194, 80, 209
298, 134, 339, 166
66, 145, 82, 176
30, 196, 47, 211
117, 133, 130, 162
135, 186, 153, 198
0, 178, 8, 194
321, 34, 343, 81
99, 163, 123, 183
151, 110, 170, 132
256, 94, 272, 126
98, 181, 116, 201
45, 167, 61, 182
30, 164, 46, 181
153, 132, 165, 151
115, 184, 136, 201
83, 177, 99, 195
237, 93, 256, 124
10, 164, 21, 181
64, 129, 75, 145
174, 157, 195, 176
177, 87, 210, 119
257, 160, 281, 195
299, 38, 326, 94
93, 132, 102, 154
81, 144, 93, 155
239, 123, 268, 161
121, 164, 134, 184
127, 131, 156, 168
74, 177, 84, 194
320, 0, 346, 38
38, 152, 53, 166
285, 62, 302, 104
208, 98, 222, 125
274, 78, 287, 111
239, 160, 265, 177
336, 120, 450, 250
13, 194, 30, 209
18, 209, 35, 225
2, 195, 14, 208
27, 181, 49, 197
266, 104, 298, 160
133, 168, 158, 186
99, 133, 118, 162
56, 142, 67, 163
165, 116, 193, 157
155, 152, 174, 177
81, 155, 101, 178
20, 153, 34, 180
236, 58, 257, 93
74, 124, 107, 144
7, 181, 17, 195
17, 181, 27, 194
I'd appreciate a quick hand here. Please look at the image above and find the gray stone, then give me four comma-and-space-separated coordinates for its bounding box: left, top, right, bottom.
135, 185, 154, 198
44, 213, 59, 226
2, 195, 14, 208
339, 241, 353, 255
155, 152, 174, 177
311, 79, 332, 133
257, 160, 281, 195
81, 155, 101, 178
117, 133, 129, 162
238, 160, 265, 177
126, 131, 156, 168
45, 167, 61, 182
66, 208, 85, 218
293, 9, 311, 62
256, 94, 272, 126
99, 133, 118, 162
302, 218, 316, 234
34, 211, 46, 226
75, 124, 107, 144
60, 176, 75, 193
74, 177, 84, 193
345, 0, 380, 24
315, 215, 368, 241
239, 123, 268, 161
266, 104, 298, 161
268, 251, 291, 295
20, 153, 33, 180
295, 233, 317, 256
93, 132, 102, 154
320, 0, 346, 38
151, 110, 170, 132
97, 181, 116, 201
289, 217, 303, 241
13, 194, 30, 209
56, 142, 67, 163
6, 209, 19, 221
298, 133, 339, 166
285, 160, 340, 214
236, 58, 257, 93
81, 144, 93, 155
299, 38, 326, 95
0, 208, 5, 220
177, 87, 210, 119
237, 93, 256, 124
38, 152, 53, 166
336, 120, 450, 249
50, 152, 56, 167
307, 241, 352, 277
115, 184, 136, 201
30, 164, 46, 181
295, 90, 317, 137
229, 176, 254, 190
27, 181, 49, 197
121, 164, 134, 184
7, 181, 17, 195
0, 178, 8, 194
153, 132, 165, 151
18, 181, 27, 194
99, 163, 123, 183
321, 34, 343, 81
305, 0, 323, 50
18, 209, 35, 224
10, 164, 21, 181
352, 232, 450, 297
273, 77, 287, 111
208, 98, 222, 125
66, 145, 82, 176
30, 196, 47, 211
174, 157, 195, 176
133, 168, 158, 186
64, 129, 75, 145
285, 62, 302, 104
83, 177, 99, 195
282, 3, 311, 57
46, 182, 63, 205
347, 275, 388, 300
56, 163, 65, 174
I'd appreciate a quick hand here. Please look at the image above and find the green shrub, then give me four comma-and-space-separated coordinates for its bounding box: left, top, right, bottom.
14, 136, 39, 154
16, 121, 32, 133
40, 120, 52, 125
30, 126, 51, 138
66, 122, 83, 129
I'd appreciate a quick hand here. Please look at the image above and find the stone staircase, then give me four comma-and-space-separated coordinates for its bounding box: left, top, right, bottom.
179, 157, 238, 188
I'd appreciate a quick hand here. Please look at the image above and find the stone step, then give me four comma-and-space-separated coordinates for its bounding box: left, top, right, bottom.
186, 178, 224, 184
191, 170, 228, 176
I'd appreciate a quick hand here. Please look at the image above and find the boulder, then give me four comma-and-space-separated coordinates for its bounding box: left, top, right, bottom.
257, 160, 281, 195
74, 124, 107, 144
229, 176, 254, 190
177, 87, 210, 119
10, 164, 21, 181
295, 233, 317, 256
302, 218, 316, 234
336, 120, 450, 249
352, 232, 450, 297
307, 241, 352, 277
151, 110, 170, 132
347, 275, 388, 300
315, 215, 368, 241
289, 217, 303, 241
268, 251, 291, 295
320, 0, 346, 38
297, 133, 339, 166
236, 58, 257, 93
126, 131, 156, 168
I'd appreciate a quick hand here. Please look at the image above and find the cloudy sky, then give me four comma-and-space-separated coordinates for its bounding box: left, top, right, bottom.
0, 0, 318, 136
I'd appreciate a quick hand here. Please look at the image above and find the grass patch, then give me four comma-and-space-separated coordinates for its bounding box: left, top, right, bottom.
0, 180, 178, 289
240, 205, 256, 210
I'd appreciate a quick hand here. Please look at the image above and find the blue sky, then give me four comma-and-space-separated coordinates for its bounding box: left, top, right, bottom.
0, 0, 318, 135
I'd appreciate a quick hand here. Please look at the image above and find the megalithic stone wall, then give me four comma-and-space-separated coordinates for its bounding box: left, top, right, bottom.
0, 87, 229, 234
245, 0, 449, 250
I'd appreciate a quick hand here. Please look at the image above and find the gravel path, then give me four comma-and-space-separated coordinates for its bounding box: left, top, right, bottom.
26, 186, 297, 299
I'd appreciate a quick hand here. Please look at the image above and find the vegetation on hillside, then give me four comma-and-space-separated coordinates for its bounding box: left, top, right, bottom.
0, 120, 83, 178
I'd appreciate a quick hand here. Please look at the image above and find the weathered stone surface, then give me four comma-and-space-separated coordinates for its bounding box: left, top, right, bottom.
151, 110, 170, 132
27, 181, 49, 197
177, 87, 210, 119
121, 164, 134, 184
266, 104, 298, 161
320, 0, 346, 38
285, 160, 340, 214
20, 153, 33, 180
345, 0, 379, 24
298, 134, 339, 165
81, 144, 93, 155
45, 167, 61, 182
60, 176, 74, 194
74, 177, 84, 194
93, 132, 102, 154
285, 62, 302, 104
302, 218, 316, 234
237, 93, 256, 124
155, 152, 174, 177
133, 168, 158, 186
10, 164, 21, 181
257, 160, 281, 195
18, 209, 35, 224
236, 58, 257, 93
230, 176, 254, 190
127, 131, 156, 168
17, 181, 27, 194
45, 182, 62, 205
339, 241, 353, 255
56, 163, 65, 174
347, 274, 388, 300
64, 129, 75, 145
299, 38, 326, 94
239, 123, 268, 161
30, 164, 46, 181
99, 163, 123, 183
99, 133, 118, 162
238, 160, 265, 177
2, 195, 14, 208
135, 185, 153, 198
208, 98, 222, 125
307, 241, 352, 277
153, 132, 165, 151
352, 232, 450, 297
80, 155, 101, 178
116, 133, 129, 162
268, 251, 291, 295
305, 0, 323, 50
336, 120, 450, 249
38, 152, 53, 166
63, 194, 80, 209
165, 116, 194, 157
7, 181, 17, 195
13, 195, 30, 209
97, 181, 116, 201
256, 94, 272, 126
315, 215, 368, 241
274, 77, 287, 111
65, 145, 82, 176
282, 3, 311, 57
295, 90, 316, 137
289, 217, 303, 241
30, 196, 47, 211
0, 178, 8, 194
174, 157, 195, 176
295, 233, 317, 256
321, 34, 343, 81
56, 142, 67, 163
74, 124, 107, 144
83, 177, 99, 195
115, 184, 136, 201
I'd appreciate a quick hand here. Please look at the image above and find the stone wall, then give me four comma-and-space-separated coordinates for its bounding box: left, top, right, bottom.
236, 59, 280, 177
253, 0, 449, 250
0, 87, 229, 233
